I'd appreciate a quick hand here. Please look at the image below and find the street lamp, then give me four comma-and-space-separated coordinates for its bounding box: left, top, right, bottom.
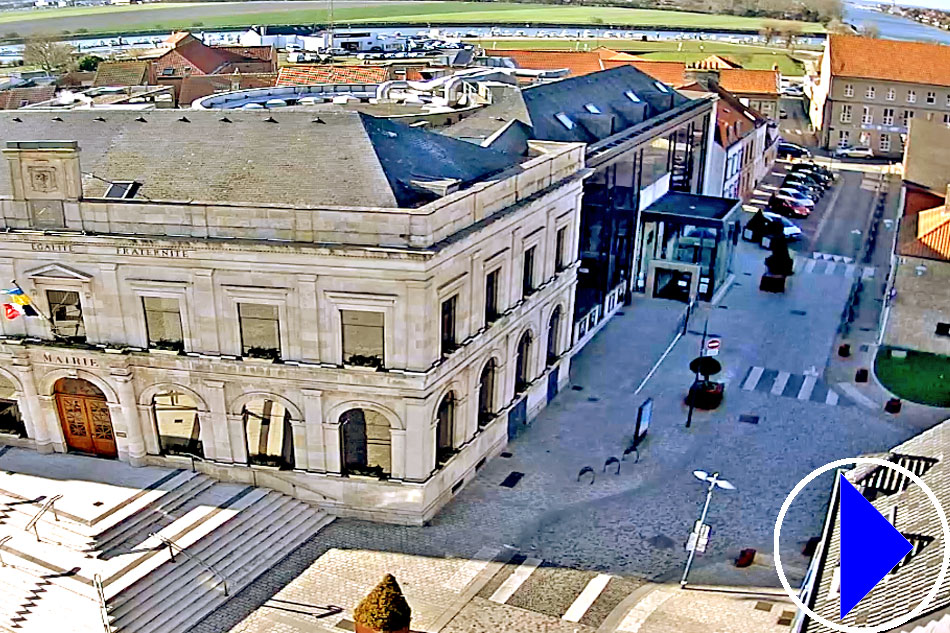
680, 470, 736, 587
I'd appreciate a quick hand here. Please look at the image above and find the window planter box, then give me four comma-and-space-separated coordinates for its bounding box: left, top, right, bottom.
149, 348, 181, 356
243, 356, 275, 365
104, 347, 128, 355
344, 364, 381, 373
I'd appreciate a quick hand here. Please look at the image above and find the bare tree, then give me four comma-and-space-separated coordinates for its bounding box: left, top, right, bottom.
782, 23, 804, 49
23, 34, 74, 73
860, 22, 881, 38
760, 19, 782, 46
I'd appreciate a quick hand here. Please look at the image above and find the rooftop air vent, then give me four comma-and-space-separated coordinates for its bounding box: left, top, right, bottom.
312, 117, 325, 124
219, 116, 231, 123
264, 116, 278, 123
135, 116, 147, 123
51, 116, 62, 122
93, 116, 105, 122
178, 116, 190, 123
11, 117, 21, 123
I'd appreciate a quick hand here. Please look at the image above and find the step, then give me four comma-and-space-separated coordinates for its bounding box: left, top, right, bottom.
101, 485, 265, 601
134, 511, 332, 633
111, 498, 314, 630
0, 537, 97, 601
94, 474, 214, 553
0, 494, 94, 543
0, 505, 93, 552
109, 491, 295, 617
0, 564, 100, 632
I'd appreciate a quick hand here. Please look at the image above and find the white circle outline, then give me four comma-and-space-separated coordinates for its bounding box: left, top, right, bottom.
774, 457, 950, 633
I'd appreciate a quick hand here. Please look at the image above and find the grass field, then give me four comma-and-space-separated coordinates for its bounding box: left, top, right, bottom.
471, 38, 810, 74
0, 1, 825, 38
875, 346, 950, 407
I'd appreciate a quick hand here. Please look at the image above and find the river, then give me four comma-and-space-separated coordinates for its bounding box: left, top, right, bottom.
844, 0, 950, 44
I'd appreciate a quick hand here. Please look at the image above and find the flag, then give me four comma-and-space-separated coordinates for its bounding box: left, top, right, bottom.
1, 288, 38, 317
3, 303, 21, 320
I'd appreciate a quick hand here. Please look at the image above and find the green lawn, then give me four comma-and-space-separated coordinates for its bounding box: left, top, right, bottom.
875, 346, 950, 407
0, 1, 824, 39
470, 38, 809, 74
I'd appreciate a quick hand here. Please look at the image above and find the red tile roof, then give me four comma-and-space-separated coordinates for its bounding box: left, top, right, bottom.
276, 65, 391, 86
624, 60, 688, 86
719, 69, 779, 96
828, 34, 950, 88
151, 34, 275, 77
176, 73, 277, 106
93, 61, 149, 86
217, 45, 275, 63
485, 49, 606, 76
714, 94, 757, 146
0, 86, 55, 109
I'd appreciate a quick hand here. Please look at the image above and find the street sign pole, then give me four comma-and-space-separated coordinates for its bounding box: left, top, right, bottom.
680, 472, 719, 587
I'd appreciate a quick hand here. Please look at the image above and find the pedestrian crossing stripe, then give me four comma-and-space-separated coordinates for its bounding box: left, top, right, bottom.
562, 574, 613, 622
741, 366, 851, 407
489, 557, 541, 604
812, 252, 854, 263
797, 256, 875, 279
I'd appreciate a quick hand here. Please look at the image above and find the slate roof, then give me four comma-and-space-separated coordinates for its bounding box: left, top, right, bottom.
276, 65, 390, 86
0, 111, 520, 208
93, 61, 149, 87
802, 419, 950, 632
640, 191, 740, 221
444, 65, 690, 147
828, 34, 950, 88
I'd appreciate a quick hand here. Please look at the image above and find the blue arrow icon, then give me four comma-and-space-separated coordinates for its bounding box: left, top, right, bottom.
839, 473, 914, 619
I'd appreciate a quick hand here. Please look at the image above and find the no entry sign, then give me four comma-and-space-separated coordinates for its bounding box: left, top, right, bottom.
705, 338, 721, 356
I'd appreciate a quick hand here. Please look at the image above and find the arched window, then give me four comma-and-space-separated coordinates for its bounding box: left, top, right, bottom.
243, 398, 294, 469
478, 359, 496, 427
547, 306, 562, 367
152, 390, 202, 458
436, 391, 456, 466
340, 408, 391, 478
515, 331, 533, 394
0, 374, 23, 438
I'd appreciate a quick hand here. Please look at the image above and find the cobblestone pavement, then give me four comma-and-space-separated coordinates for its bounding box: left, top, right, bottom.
191, 238, 920, 633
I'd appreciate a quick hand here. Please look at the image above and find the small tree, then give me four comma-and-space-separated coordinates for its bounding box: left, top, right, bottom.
354, 574, 411, 633
23, 34, 74, 72
760, 20, 781, 46
76, 54, 102, 72
782, 24, 803, 49
859, 22, 881, 38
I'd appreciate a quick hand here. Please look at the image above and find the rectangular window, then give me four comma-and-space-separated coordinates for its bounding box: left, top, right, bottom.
485, 268, 499, 324
104, 181, 140, 200
341, 310, 383, 366
238, 303, 280, 358
440, 295, 457, 355
522, 246, 536, 298
927, 91, 936, 104
555, 227, 567, 272
903, 110, 915, 126
946, 94, 950, 107
879, 134, 891, 152
944, 113, 950, 127
937, 322, 950, 337
866, 86, 876, 99
47, 290, 85, 342
882, 108, 894, 125
862, 106, 873, 125
886, 88, 896, 101
844, 83, 854, 97
838, 130, 850, 146
908, 90, 917, 103
840, 104, 852, 123
143, 297, 183, 350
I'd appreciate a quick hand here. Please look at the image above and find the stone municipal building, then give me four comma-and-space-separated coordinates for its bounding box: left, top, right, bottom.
0, 110, 584, 524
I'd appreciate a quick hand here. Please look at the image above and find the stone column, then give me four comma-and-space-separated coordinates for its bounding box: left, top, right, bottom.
137, 403, 160, 455
113, 371, 146, 467
403, 398, 432, 482
36, 395, 63, 453
389, 429, 406, 481
453, 394, 470, 448
302, 389, 325, 472
322, 422, 342, 474
296, 275, 320, 362
289, 419, 308, 471
98, 263, 126, 346
12, 363, 51, 453
193, 270, 219, 355
204, 380, 232, 463
227, 413, 248, 464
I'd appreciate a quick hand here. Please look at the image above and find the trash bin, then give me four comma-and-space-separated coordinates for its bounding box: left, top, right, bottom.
885, 398, 902, 414
855, 368, 869, 383
735, 548, 756, 568
838, 343, 851, 358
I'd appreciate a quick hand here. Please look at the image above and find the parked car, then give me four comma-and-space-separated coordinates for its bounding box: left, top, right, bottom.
789, 165, 831, 186
782, 179, 821, 199
762, 212, 803, 241
744, 210, 802, 243
769, 195, 811, 218
778, 142, 812, 159
785, 172, 825, 192
779, 109, 788, 119
774, 188, 816, 208
833, 145, 874, 159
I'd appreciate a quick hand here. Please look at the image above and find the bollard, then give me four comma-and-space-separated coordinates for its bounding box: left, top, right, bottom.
838, 343, 851, 357
735, 549, 756, 568
855, 368, 869, 383
885, 398, 902, 414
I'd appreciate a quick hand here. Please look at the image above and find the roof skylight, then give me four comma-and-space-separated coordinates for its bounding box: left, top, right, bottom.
584, 103, 602, 114
104, 181, 140, 200
624, 90, 641, 103
655, 81, 670, 93
555, 112, 575, 130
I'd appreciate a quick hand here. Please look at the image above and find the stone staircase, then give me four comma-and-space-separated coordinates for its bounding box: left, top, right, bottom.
0, 466, 333, 633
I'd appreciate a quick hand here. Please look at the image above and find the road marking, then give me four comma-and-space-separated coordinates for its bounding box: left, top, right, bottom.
837, 382, 878, 409
804, 259, 817, 273
798, 375, 818, 401
862, 266, 876, 279
489, 557, 541, 604
826, 390, 840, 406
743, 366, 764, 391
771, 371, 791, 396
443, 546, 500, 592
813, 251, 827, 260
845, 263, 856, 277
795, 128, 802, 135
616, 588, 677, 633
562, 573, 612, 622
825, 262, 837, 275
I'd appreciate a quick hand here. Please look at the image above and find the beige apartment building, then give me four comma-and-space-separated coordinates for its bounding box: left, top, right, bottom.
808, 35, 950, 158
0, 110, 584, 525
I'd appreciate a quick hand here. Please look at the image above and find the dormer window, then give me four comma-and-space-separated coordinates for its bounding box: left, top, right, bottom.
104, 181, 140, 199
624, 90, 641, 103
554, 112, 575, 130
655, 82, 669, 93
584, 103, 601, 114
162, 68, 174, 76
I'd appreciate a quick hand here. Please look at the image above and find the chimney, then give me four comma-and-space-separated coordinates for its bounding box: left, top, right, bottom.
3, 140, 82, 229
684, 66, 720, 91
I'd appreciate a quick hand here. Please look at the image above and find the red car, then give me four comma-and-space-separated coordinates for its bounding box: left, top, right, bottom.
768, 195, 810, 219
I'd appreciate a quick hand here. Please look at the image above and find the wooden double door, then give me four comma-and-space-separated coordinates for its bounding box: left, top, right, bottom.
54, 378, 117, 458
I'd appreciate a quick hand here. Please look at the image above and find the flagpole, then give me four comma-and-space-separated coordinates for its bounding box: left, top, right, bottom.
9, 279, 61, 336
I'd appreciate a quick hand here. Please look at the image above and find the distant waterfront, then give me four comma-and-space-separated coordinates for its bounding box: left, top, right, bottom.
844, 0, 950, 44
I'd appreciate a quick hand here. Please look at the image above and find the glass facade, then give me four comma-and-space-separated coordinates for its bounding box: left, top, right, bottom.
575, 112, 710, 317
